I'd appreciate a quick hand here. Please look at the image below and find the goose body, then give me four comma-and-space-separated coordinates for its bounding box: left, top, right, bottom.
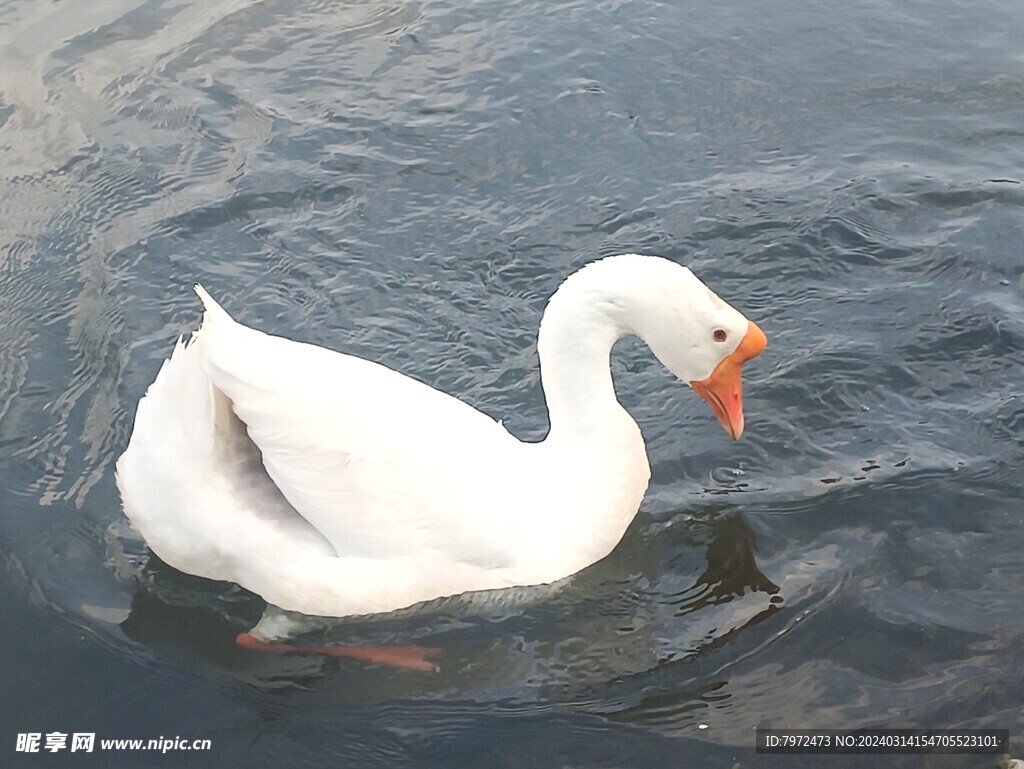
116, 254, 766, 621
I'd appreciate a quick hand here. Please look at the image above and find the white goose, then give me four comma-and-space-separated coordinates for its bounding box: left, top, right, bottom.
116, 254, 766, 660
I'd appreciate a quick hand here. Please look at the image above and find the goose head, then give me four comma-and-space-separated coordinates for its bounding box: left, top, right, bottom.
624, 258, 767, 439
544, 254, 767, 440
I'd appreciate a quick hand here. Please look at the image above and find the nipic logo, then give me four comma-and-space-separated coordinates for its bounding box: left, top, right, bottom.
15, 733, 95, 753
14, 733, 209, 753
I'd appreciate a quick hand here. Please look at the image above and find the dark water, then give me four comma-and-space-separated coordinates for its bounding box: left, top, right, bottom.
1, 0, 1023, 766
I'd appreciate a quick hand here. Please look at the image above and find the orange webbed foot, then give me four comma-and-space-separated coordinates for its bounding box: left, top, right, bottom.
236, 632, 442, 672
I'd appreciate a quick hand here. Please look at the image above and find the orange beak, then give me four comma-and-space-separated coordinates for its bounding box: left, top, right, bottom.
690, 320, 767, 440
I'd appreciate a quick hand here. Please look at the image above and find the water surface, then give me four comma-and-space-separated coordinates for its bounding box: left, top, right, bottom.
1, 0, 1022, 766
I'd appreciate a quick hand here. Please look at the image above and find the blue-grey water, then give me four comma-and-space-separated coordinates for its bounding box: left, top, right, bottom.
1, 0, 1022, 767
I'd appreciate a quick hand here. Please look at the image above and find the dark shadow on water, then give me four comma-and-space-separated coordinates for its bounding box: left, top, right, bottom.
680, 513, 781, 615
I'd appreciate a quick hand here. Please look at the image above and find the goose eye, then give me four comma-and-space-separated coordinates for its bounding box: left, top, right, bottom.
713, 328, 728, 343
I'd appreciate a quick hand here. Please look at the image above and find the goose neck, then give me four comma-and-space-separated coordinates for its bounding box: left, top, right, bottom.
536, 276, 633, 443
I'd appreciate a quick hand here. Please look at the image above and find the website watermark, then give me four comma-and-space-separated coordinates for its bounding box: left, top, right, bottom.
15, 733, 212, 754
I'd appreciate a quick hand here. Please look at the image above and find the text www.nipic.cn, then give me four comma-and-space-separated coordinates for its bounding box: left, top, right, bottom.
15, 733, 212, 753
